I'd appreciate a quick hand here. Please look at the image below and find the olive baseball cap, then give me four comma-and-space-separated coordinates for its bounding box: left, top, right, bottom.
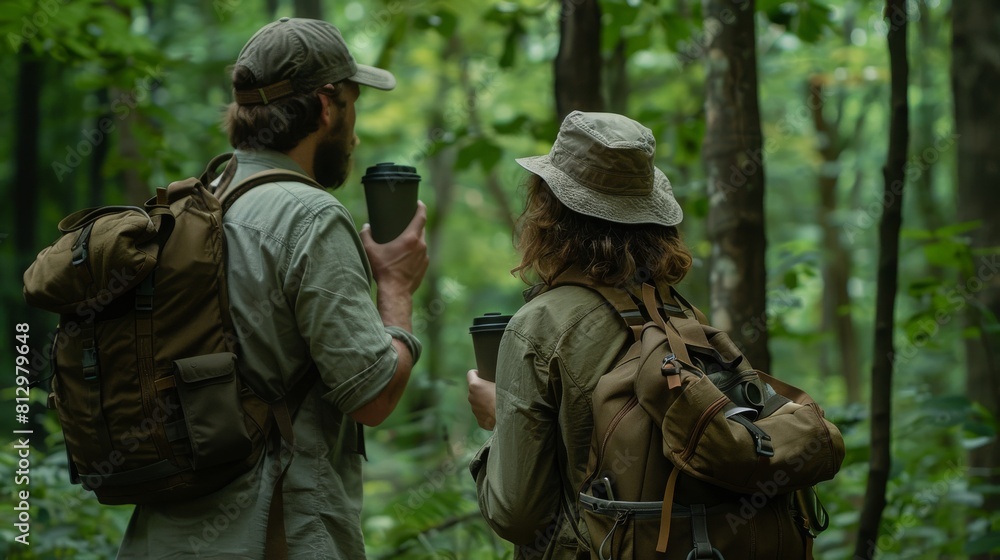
233, 17, 395, 106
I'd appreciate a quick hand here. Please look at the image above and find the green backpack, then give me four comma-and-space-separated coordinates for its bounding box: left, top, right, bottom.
22, 155, 318, 509
563, 278, 845, 560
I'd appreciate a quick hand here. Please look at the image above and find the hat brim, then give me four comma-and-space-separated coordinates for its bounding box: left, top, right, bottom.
349, 64, 396, 91
515, 155, 683, 227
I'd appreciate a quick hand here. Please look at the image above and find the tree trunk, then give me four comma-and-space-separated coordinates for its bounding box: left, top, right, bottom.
606, 37, 629, 115
854, 0, 908, 556
701, 0, 770, 372
89, 89, 112, 208
15, 47, 42, 284
293, 0, 321, 19
554, 0, 603, 121
953, 0, 1000, 534
808, 78, 861, 404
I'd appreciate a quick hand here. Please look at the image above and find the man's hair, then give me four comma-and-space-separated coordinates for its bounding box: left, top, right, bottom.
223, 65, 347, 152
513, 174, 693, 288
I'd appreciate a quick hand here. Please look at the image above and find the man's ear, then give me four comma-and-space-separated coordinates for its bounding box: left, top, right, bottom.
318, 93, 335, 128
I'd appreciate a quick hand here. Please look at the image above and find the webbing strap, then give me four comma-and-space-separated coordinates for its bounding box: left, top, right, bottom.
690, 504, 719, 559
133, 274, 170, 460
217, 169, 325, 214
81, 323, 99, 381
264, 460, 291, 560
656, 467, 680, 553
262, 366, 320, 558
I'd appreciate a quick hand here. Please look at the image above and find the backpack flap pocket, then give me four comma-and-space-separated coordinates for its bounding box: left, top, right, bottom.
174, 353, 251, 470
23, 207, 160, 314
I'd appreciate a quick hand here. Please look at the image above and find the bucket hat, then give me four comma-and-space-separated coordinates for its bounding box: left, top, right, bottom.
233, 17, 395, 106
516, 111, 683, 227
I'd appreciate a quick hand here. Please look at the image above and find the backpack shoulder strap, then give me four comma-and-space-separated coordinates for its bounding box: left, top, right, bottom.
548, 269, 644, 339
218, 168, 325, 214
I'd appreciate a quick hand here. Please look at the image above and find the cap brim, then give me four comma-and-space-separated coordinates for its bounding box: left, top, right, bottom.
515, 155, 683, 227
349, 64, 396, 91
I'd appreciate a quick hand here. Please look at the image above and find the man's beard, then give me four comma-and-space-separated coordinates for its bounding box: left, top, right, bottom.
313, 117, 353, 189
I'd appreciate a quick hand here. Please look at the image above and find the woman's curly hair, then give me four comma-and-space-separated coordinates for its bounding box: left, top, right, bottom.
512, 174, 693, 288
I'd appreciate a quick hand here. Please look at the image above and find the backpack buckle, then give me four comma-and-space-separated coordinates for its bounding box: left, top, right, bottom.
135, 275, 155, 312
754, 432, 774, 457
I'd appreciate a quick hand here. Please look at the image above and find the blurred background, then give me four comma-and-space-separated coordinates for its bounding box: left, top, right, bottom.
1, 0, 997, 558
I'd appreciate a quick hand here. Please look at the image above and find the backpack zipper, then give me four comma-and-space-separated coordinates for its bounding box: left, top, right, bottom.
681, 394, 729, 462
581, 394, 640, 500
598, 395, 639, 468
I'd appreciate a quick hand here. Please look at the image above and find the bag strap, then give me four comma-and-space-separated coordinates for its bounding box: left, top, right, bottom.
263, 364, 321, 559
217, 168, 325, 214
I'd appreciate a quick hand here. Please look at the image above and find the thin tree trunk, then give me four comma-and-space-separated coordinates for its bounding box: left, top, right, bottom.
701, 0, 770, 372
606, 37, 629, 115
89, 89, 112, 208
809, 78, 861, 403
953, 0, 1000, 536
854, 0, 908, 556
15, 47, 42, 282
554, 0, 603, 121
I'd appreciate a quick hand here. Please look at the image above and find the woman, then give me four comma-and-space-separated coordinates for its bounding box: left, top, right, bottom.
467, 111, 692, 558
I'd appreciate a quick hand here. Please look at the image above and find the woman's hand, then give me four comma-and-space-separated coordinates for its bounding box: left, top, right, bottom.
467, 369, 497, 431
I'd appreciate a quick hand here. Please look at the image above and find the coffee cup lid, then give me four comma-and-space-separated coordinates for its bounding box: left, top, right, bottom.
362, 162, 421, 184
469, 312, 513, 333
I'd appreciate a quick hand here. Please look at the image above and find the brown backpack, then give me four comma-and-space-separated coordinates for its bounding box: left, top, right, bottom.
22, 155, 318, 509
563, 279, 845, 560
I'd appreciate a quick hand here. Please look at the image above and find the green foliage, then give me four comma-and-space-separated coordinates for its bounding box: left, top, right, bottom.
2, 0, 990, 558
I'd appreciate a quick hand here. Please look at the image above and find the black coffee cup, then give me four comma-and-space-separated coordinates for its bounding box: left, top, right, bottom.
469, 312, 513, 383
361, 162, 420, 244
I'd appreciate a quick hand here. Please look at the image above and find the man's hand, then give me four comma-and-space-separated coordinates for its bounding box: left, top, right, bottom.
467, 369, 497, 431
361, 201, 429, 300
350, 202, 428, 427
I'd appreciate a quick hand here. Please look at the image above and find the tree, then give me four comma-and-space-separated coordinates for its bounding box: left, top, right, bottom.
855, 0, 908, 556
14, 46, 42, 310
953, 0, 1000, 536
809, 77, 862, 404
700, 0, 769, 372
554, 0, 603, 120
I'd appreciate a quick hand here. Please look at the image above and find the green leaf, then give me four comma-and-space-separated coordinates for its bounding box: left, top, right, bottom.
933, 220, 982, 238
965, 532, 1000, 554
493, 114, 531, 135
783, 269, 799, 290
456, 138, 503, 173
498, 20, 522, 69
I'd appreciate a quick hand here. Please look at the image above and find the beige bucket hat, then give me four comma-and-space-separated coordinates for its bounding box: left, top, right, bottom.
516, 111, 683, 227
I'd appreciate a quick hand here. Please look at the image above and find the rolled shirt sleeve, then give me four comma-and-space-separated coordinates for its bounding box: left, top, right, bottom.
284, 203, 398, 414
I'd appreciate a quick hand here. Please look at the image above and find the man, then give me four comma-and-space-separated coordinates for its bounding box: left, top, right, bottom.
118, 18, 428, 559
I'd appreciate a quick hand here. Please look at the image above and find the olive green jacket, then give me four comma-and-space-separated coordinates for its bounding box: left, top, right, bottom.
472, 280, 632, 559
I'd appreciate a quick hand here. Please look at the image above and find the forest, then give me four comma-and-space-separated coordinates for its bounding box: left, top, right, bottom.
1, 0, 998, 558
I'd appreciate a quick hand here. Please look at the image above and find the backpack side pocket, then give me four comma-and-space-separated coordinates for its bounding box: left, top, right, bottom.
174, 353, 252, 470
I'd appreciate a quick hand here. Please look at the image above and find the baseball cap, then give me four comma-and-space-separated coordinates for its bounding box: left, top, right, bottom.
233, 17, 395, 106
